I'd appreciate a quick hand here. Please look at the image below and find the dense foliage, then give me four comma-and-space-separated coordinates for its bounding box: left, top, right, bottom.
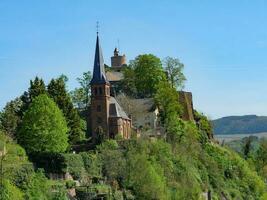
212, 115, 267, 134
163, 56, 186, 90
122, 54, 166, 98
47, 77, 85, 144
0, 53, 266, 199
0, 132, 67, 200
226, 136, 267, 182
70, 71, 92, 110
18, 94, 68, 154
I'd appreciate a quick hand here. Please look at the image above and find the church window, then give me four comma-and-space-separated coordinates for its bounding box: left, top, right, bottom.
99, 87, 103, 95
97, 105, 101, 112
94, 88, 97, 95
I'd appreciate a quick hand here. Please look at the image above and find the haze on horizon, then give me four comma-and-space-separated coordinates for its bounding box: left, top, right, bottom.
1, 0, 267, 119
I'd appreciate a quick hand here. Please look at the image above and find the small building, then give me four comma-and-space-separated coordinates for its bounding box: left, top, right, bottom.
116, 95, 160, 131
89, 34, 132, 141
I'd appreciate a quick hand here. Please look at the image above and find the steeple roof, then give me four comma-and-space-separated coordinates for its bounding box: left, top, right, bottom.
90, 35, 109, 85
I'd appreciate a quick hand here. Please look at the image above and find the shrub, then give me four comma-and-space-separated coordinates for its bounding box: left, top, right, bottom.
63, 153, 86, 180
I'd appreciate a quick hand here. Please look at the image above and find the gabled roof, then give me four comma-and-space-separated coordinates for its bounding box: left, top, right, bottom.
109, 97, 130, 120
90, 35, 109, 85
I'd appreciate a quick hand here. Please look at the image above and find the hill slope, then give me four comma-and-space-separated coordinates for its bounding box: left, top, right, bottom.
212, 115, 267, 135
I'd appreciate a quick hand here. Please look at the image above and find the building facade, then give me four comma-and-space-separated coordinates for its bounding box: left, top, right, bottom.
90, 35, 131, 142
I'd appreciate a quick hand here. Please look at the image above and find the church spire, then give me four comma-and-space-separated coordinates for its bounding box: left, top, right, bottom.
90, 34, 109, 85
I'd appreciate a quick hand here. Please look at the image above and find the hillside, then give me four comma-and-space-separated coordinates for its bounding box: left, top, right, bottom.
212, 115, 267, 135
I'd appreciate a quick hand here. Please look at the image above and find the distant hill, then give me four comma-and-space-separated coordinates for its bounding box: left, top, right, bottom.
212, 115, 267, 135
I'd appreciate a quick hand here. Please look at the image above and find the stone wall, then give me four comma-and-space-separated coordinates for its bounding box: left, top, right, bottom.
178, 91, 194, 121
111, 55, 126, 68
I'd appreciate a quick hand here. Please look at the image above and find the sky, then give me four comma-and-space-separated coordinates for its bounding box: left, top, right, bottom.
0, 0, 267, 119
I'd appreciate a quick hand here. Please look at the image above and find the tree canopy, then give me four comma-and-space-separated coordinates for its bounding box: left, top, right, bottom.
47, 77, 85, 144
123, 54, 166, 98
70, 71, 92, 110
18, 94, 68, 154
163, 56, 186, 89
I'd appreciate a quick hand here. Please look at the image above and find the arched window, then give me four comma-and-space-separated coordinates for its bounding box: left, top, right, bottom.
94, 88, 97, 96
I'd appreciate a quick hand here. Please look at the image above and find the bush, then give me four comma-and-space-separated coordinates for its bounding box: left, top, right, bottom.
63, 153, 86, 180
80, 152, 102, 178
65, 180, 76, 189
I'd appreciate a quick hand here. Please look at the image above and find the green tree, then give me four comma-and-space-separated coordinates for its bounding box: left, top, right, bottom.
127, 153, 167, 200
24, 170, 51, 200
70, 71, 92, 110
0, 98, 23, 138
20, 77, 47, 117
129, 54, 166, 97
0, 179, 24, 200
28, 77, 47, 100
163, 57, 186, 89
121, 67, 137, 97
47, 77, 84, 144
18, 94, 68, 154
154, 81, 181, 124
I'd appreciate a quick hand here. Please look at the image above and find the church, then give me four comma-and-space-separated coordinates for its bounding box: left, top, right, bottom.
88, 33, 195, 142
89, 34, 132, 141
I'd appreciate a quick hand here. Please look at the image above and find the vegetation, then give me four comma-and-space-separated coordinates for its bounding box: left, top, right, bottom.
70, 71, 92, 110
163, 56, 186, 90
47, 77, 85, 144
18, 94, 68, 154
0, 132, 67, 200
212, 115, 267, 134
225, 136, 267, 182
122, 54, 166, 98
0, 53, 266, 199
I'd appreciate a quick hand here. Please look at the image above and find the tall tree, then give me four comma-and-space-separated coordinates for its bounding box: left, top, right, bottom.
70, 71, 92, 110
19, 77, 47, 116
128, 54, 166, 98
163, 57, 186, 90
0, 98, 23, 138
18, 94, 68, 154
47, 77, 84, 144
121, 67, 137, 97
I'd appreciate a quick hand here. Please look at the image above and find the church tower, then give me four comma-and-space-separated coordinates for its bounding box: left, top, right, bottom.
90, 34, 111, 141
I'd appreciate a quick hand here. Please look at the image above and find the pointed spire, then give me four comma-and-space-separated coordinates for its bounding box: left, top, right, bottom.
90, 34, 109, 85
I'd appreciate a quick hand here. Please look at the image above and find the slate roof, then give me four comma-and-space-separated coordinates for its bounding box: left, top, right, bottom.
109, 97, 130, 120
90, 35, 109, 85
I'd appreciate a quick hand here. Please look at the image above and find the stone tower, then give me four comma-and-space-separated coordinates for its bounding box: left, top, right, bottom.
110, 48, 126, 71
90, 34, 111, 140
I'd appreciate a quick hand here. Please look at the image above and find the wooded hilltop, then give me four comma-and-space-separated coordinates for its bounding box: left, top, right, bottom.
0, 53, 267, 200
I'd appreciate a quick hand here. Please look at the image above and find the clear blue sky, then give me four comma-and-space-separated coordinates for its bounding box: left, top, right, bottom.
1, 0, 267, 119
